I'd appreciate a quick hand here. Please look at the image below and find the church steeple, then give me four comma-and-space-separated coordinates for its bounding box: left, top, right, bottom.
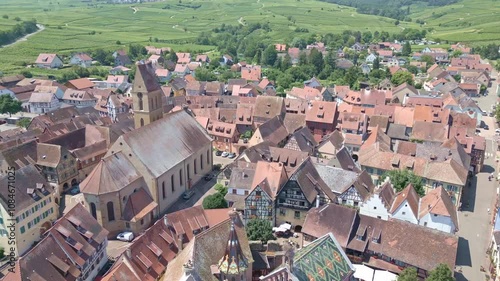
217, 212, 249, 280
132, 61, 163, 129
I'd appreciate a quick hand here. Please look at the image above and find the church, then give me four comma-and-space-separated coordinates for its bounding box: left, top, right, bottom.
80, 61, 213, 236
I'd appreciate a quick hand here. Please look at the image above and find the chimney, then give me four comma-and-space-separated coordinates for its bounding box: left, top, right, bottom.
316, 195, 320, 208
126, 247, 131, 259
163, 215, 168, 226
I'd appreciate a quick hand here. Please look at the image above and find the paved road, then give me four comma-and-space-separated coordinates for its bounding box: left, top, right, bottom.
455, 69, 499, 281
166, 151, 236, 213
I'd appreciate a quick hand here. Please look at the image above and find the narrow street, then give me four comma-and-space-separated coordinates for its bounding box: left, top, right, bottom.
455, 70, 498, 281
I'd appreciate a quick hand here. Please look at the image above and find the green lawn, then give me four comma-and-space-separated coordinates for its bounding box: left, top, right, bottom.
0, 0, 499, 75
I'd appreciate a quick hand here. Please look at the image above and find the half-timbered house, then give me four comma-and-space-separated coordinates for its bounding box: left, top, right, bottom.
276, 158, 336, 231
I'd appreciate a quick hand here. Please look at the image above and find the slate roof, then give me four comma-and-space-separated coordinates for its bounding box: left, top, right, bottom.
293, 232, 355, 280
117, 110, 211, 178
314, 164, 359, 194
80, 152, 144, 195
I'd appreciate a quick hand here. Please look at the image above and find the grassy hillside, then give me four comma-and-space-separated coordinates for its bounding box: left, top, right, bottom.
0, 0, 414, 74
409, 0, 500, 44
0, 0, 499, 75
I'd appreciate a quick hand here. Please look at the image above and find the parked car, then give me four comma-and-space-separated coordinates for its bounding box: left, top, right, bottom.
484, 125, 489, 130
482, 111, 487, 116
221, 151, 229, 158
227, 152, 236, 159
183, 190, 195, 200
204, 174, 214, 181
215, 150, 223, 156
117, 232, 134, 242
243, 138, 248, 144
495, 129, 500, 133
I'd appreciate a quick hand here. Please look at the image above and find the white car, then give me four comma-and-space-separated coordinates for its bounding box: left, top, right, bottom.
221, 151, 229, 158
117, 232, 134, 242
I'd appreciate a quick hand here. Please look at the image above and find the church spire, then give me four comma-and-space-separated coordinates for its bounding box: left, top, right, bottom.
217, 213, 248, 277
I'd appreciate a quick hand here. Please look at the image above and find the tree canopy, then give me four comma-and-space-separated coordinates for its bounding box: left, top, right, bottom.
246, 219, 276, 243
426, 264, 454, 281
0, 95, 22, 117
381, 169, 425, 196
391, 71, 414, 86
202, 192, 228, 209
398, 267, 418, 281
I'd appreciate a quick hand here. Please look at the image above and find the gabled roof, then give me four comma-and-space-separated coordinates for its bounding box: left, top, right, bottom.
250, 161, 288, 199
66, 78, 94, 90
19, 203, 108, 280
376, 181, 396, 210
116, 110, 212, 178
302, 204, 357, 248
255, 116, 289, 146
283, 158, 336, 203
29, 91, 56, 103
0, 165, 53, 211
419, 186, 458, 228
35, 53, 59, 64
389, 184, 420, 217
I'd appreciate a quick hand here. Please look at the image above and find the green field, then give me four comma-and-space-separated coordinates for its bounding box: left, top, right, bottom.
0, 0, 499, 75
409, 0, 500, 44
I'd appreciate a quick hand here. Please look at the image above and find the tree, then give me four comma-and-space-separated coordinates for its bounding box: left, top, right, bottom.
202, 192, 228, 209
16, 118, 31, 129
426, 264, 454, 281
380, 169, 425, 196
398, 267, 418, 281
391, 71, 414, 86
309, 48, 324, 75
214, 183, 228, 196
402, 41, 412, 56
0, 246, 4, 259
169, 52, 179, 64
246, 219, 276, 243
262, 45, 278, 66
0, 95, 22, 117
373, 57, 380, 70
495, 59, 500, 72
195, 67, 217, 81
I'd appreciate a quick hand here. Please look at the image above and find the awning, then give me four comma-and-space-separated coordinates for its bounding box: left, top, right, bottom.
373, 270, 398, 281
353, 264, 374, 280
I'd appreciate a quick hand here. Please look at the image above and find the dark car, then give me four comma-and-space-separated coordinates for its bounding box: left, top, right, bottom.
484, 125, 489, 130
215, 150, 223, 156
204, 174, 213, 181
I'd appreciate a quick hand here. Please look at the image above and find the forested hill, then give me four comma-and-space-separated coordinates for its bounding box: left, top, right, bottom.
317, 0, 458, 21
